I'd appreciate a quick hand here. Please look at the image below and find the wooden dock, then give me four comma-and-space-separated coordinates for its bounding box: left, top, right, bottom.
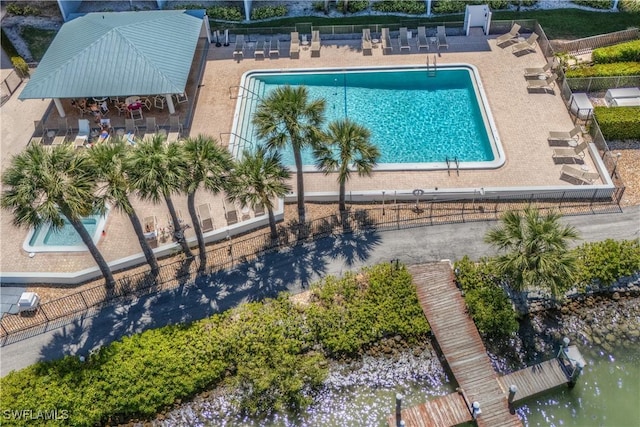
389, 391, 472, 427
498, 359, 569, 403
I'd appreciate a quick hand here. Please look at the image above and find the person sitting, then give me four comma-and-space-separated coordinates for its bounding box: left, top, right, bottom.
88, 102, 102, 123
97, 125, 110, 144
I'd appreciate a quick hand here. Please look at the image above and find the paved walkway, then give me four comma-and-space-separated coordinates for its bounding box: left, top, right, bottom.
1, 205, 638, 376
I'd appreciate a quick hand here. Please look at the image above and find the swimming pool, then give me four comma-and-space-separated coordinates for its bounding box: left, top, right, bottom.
232, 65, 504, 171
23, 211, 109, 253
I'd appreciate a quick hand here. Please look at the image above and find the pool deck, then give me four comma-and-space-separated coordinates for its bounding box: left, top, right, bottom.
0, 32, 600, 277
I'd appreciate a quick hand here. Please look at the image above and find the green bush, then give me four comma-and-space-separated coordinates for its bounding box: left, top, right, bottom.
432, 0, 509, 14
594, 105, 640, 140
6, 3, 40, 16
454, 257, 519, 338
11, 57, 29, 78
572, 0, 614, 9
250, 5, 288, 20
512, 0, 539, 6
306, 263, 430, 357
372, 0, 426, 14
337, 0, 370, 13
565, 62, 640, 77
619, 0, 640, 12
574, 239, 640, 288
207, 5, 243, 21
592, 40, 640, 64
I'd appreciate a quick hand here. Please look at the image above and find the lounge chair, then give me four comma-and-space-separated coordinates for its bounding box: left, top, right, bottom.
51, 118, 70, 147
311, 30, 321, 57
269, 38, 280, 57
527, 73, 557, 94
437, 26, 448, 50
143, 216, 158, 247
524, 62, 552, 78
417, 26, 429, 51
73, 119, 90, 147
552, 140, 589, 163
560, 165, 600, 185
512, 33, 538, 55
254, 204, 265, 217
289, 31, 300, 58
197, 203, 214, 232
362, 28, 372, 55
548, 125, 582, 146
495, 23, 521, 47
167, 115, 182, 143
381, 28, 392, 54
233, 34, 245, 58
255, 38, 266, 59
225, 203, 238, 226
399, 27, 410, 51
143, 117, 159, 140
125, 119, 138, 136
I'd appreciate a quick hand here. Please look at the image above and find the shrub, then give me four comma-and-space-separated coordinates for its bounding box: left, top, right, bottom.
454, 256, 519, 338
574, 239, 640, 288
250, 5, 288, 20
6, 3, 40, 16
594, 105, 640, 140
592, 40, 640, 64
572, 0, 614, 9
512, 0, 539, 6
619, 0, 640, 12
312, 1, 326, 12
11, 56, 29, 78
337, 0, 370, 13
207, 5, 243, 21
372, 0, 426, 14
564, 62, 640, 77
432, 0, 509, 14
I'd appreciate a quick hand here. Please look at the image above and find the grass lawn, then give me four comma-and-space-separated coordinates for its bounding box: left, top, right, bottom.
19, 26, 56, 61
216, 9, 639, 40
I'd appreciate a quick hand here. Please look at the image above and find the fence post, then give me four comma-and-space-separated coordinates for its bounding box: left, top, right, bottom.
79, 291, 89, 309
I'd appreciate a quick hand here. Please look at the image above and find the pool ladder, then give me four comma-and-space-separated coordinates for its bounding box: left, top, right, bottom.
426, 55, 437, 77
446, 156, 459, 176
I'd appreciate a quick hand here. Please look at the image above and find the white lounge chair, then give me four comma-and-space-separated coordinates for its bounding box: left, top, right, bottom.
289, 31, 300, 58
381, 28, 392, 54
552, 141, 589, 163
560, 165, 600, 185
527, 73, 557, 94
417, 26, 429, 51
399, 27, 410, 51
269, 38, 280, 57
197, 203, 214, 232
167, 115, 182, 143
496, 23, 521, 47
437, 26, 448, 50
362, 28, 372, 55
524, 62, 552, 78
548, 125, 582, 146
74, 119, 90, 147
233, 34, 245, 58
512, 33, 538, 55
254, 38, 266, 59
311, 30, 321, 57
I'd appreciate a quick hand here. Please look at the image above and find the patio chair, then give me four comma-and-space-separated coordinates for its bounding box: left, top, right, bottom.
552, 140, 589, 164
197, 203, 214, 232
50, 118, 71, 147
74, 119, 90, 147
167, 115, 183, 143
495, 23, 521, 47
289, 31, 300, 58
125, 119, 138, 135
560, 165, 600, 185
311, 30, 321, 57
381, 28, 392, 54
174, 93, 188, 104
255, 38, 266, 59
143, 117, 159, 139
254, 204, 265, 217
362, 28, 372, 55
524, 62, 552, 79
547, 125, 582, 146
130, 107, 143, 120
527, 73, 557, 94
154, 95, 166, 110
234, 34, 245, 58
224, 201, 238, 226
512, 33, 538, 55
437, 26, 448, 50
269, 38, 280, 57
29, 120, 48, 145
114, 103, 126, 116
399, 27, 410, 51
417, 26, 429, 51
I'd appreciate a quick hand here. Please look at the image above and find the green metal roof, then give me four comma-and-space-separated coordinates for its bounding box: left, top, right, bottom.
19, 10, 204, 100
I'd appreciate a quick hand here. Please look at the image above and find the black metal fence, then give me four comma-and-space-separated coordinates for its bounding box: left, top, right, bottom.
0, 69, 23, 107
1, 192, 624, 346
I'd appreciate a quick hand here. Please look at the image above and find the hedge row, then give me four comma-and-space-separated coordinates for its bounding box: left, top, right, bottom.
574, 239, 640, 289
251, 5, 288, 20
372, 0, 426, 14
619, 0, 640, 12
0, 263, 428, 426
565, 62, 640, 77
207, 5, 243, 21
571, 0, 614, 9
592, 40, 640, 64
594, 106, 640, 141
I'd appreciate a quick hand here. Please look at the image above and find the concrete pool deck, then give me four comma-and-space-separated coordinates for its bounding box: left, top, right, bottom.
0, 32, 606, 279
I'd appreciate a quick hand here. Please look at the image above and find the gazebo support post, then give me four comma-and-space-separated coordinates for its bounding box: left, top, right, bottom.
53, 98, 66, 118
165, 94, 176, 115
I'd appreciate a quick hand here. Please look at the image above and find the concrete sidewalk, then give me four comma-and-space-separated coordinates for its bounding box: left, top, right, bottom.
1, 205, 638, 376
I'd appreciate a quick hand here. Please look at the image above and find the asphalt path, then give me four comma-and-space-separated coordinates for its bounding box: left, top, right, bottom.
1, 205, 638, 376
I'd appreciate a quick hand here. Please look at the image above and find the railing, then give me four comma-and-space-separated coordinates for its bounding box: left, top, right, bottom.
229, 84, 263, 100
0, 191, 624, 346
0, 69, 23, 107
220, 132, 254, 158
565, 75, 640, 93
554, 27, 639, 55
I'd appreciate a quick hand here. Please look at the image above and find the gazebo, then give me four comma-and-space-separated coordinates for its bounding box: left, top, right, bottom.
19, 9, 210, 117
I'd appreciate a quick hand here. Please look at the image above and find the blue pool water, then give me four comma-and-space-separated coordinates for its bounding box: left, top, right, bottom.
24, 211, 108, 253
235, 66, 502, 170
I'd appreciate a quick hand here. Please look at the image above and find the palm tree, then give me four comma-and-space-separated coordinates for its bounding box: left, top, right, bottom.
484, 206, 580, 298
314, 118, 380, 213
87, 138, 159, 273
127, 134, 193, 258
1, 144, 116, 288
252, 85, 326, 224
227, 146, 291, 240
182, 134, 234, 270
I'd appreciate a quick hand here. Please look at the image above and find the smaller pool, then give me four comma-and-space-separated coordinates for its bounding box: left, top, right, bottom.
23, 211, 109, 253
